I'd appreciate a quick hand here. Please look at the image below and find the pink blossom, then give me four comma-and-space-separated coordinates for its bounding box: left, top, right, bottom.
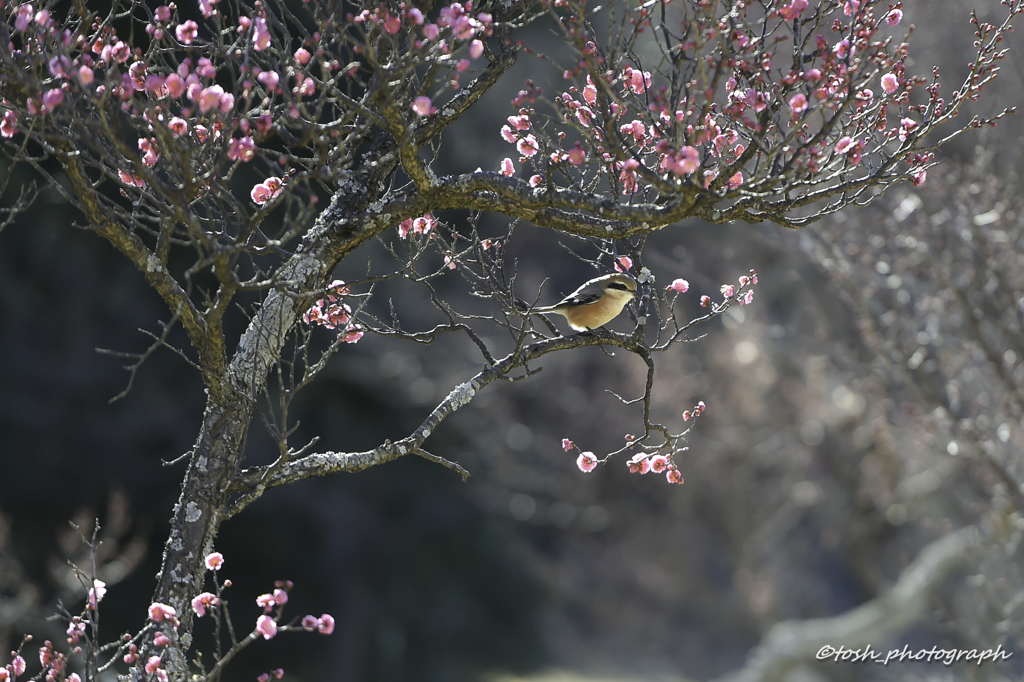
666, 468, 684, 484
583, 83, 597, 104
615, 256, 633, 272
833, 38, 850, 59
197, 84, 224, 113
886, 9, 903, 26
253, 16, 271, 50
191, 592, 220, 616
835, 136, 856, 154
153, 633, 170, 647
111, 40, 130, 62
145, 658, 162, 675
119, 170, 146, 187
194, 124, 209, 142
451, 15, 475, 40
11, 656, 25, 676
317, 614, 335, 634
384, 15, 401, 34
257, 70, 280, 90
668, 278, 689, 293
146, 74, 168, 98
662, 146, 700, 176
48, 55, 70, 79
302, 615, 319, 630
398, 218, 414, 238
159, 72, 183, 98
500, 125, 517, 143
148, 603, 177, 623
88, 579, 106, 608
176, 19, 198, 44
199, 0, 219, 18
0, 111, 17, 138
295, 77, 315, 97
139, 138, 160, 166
649, 455, 669, 473
562, 438, 573, 451
256, 615, 278, 640
898, 117, 918, 142
788, 92, 807, 115
14, 5, 34, 32
413, 215, 436, 235
286, 49, 308, 70
500, 157, 514, 176
738, 290, 755, 305
627, 454, 651, 475
720, 284, 735, 298
575, 106, 594, 127
251, 176, 283, 205
196, 57, 216, 78
528, 174, 543, 187
568, 146, 586, 165
42, 89, 64, 112
68, 621, 85, 643
778, 0, 807, 21
516, 134, 539, 157
880, 73, 899, 94
227, 136, 256, 161
408, 8, 424, 24
620, 119, 645, 143
412, 96, 436, 117
343, 329, 364, 343
624, 66, 651, 94
507, 114, 531, 131
168, 117, 188, 137
576, 452, 598, 473
154, 5, 171, 21
727, 172, 743, 190
423, 23, 439, 41
912, 170, 927, 187
128, 60, 148, 89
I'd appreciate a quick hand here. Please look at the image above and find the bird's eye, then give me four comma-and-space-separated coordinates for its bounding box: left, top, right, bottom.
608, 282, 629, 291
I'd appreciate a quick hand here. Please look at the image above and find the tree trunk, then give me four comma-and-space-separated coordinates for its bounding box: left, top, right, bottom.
146, 393, 254, 677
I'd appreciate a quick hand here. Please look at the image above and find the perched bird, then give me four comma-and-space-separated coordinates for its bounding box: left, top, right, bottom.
532, 273, 638, 331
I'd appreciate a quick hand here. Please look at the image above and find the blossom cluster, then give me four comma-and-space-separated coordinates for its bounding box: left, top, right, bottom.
1, 0, 503, 217
562, 421, 692, 486
494, 0, 940, 197
700, 270, 758, 309
302, 280, 364, 343
397, 213, 439, 239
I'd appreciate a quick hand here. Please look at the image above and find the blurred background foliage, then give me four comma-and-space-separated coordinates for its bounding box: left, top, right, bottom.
2, 0, 1024, 680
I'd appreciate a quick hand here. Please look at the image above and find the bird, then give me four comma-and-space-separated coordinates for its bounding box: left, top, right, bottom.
531, 273, 638, 331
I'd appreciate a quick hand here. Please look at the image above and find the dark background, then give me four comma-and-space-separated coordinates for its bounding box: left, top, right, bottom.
2, 1, 1024, 680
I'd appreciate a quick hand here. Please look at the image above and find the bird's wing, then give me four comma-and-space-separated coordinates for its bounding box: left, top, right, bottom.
556, 290, 603, 307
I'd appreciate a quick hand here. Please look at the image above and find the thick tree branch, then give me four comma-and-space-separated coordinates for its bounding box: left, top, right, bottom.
714, 526, 983, 682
